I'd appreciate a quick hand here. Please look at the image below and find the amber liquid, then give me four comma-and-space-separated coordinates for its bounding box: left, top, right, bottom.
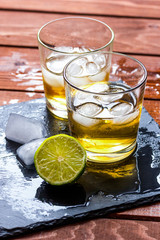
42, 71, 110, 119
41, 47, 110, 119
68, 82, 142, 163
42, 77, 66, 111
42, 60, 67, 119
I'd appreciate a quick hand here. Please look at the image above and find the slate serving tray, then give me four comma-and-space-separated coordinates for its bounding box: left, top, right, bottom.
0, 98, 160, 239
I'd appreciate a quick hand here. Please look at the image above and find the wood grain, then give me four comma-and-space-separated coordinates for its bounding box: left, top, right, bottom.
0, 90, 44, 106
0, 11, 160, 55
0, 1, 160, 239
12, 218, 160, 240
143, 100, 160, 125
112, 202, 160, 221
0, 47, 43, 92
0, 0, 160, 18
0, 47, 160, 100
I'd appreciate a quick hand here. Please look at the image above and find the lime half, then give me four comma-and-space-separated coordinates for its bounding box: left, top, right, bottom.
34, 134, 86, 185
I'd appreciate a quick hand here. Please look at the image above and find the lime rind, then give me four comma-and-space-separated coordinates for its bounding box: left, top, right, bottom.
34, 134, 86, 185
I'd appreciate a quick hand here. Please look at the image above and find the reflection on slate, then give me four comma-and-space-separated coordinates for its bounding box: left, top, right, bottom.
79, 156, 140, 199
137, 144, 160, 192
5, 139, 21, 155
44, 109, 69, 137
0, 98, 159, 239
36, 182, 86, 206
18, 163, 38, 179
35, 157, 139, 207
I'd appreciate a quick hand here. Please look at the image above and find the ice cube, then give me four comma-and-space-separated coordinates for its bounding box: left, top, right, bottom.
76, 102, 102, 117
72, 112, 99, 127
95, 92, 123, 104
5, 113, 45, 144
113, 108, 139, 124
73, 102, 102, 127
69, 76, 91, 87
16, 138, 46, 166
74, 89, 100, 107
86, 83, 109, 92
93, 53, 106, 68
89, 70, 108, 82
96, 108, 113, 119
76, 57, 88, 66
110, 102, 133, 116
74, 91, 90, 107
46, 54, 73, 74
73, 83, 109, 107
86, 62, 99, 75
46, 55, 64, 74
67, 62, 83, 76
41, 66, 64, 88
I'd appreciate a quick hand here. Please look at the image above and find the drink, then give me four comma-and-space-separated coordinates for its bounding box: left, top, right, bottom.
41, 47, 75, 118
42, 47, 109, 119
64, 51, 147, 163
68, 82, 141, 163
38, 17, 114, 119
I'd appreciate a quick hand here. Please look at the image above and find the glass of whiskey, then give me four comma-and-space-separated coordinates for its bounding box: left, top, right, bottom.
37, 17, 114, 119
63, 51, 147, 163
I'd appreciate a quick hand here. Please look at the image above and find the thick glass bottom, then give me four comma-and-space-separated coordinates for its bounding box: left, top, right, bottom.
46, 98, 68, 120
86, 141, 137, 164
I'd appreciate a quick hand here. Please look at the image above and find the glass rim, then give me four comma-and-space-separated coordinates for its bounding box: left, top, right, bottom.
63, 51, 147, 95
37, 16, 114, 54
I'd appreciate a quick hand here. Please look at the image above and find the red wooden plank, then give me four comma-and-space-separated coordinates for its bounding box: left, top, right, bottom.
0, 47, 43, 92
0, 47, 160, 100
11, 218, 160, 240
143, 100, 160, 125
0, 90, 44, 106
0, 11, 160, 55
112, 202, 160, 221
0, 1, 159, 239
0, 0, 160, 18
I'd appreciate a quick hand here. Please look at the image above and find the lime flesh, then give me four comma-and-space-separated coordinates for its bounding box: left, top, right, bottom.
34, 134, 86, 185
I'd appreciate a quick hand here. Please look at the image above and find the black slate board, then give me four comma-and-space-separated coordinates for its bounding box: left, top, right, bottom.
0, 98, 160, 239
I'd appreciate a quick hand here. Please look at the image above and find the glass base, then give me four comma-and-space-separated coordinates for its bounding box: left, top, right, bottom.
86, 141, 137, 164
46, 98, 68, 120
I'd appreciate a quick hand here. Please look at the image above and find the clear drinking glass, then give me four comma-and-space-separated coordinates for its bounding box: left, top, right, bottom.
37, 17, 114, 119
63, 51, 147, 163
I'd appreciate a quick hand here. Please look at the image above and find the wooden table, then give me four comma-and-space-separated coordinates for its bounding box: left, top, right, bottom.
0, 0, 160, 239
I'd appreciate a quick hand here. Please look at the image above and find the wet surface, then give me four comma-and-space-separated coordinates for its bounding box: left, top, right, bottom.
0, 98, 159, 239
